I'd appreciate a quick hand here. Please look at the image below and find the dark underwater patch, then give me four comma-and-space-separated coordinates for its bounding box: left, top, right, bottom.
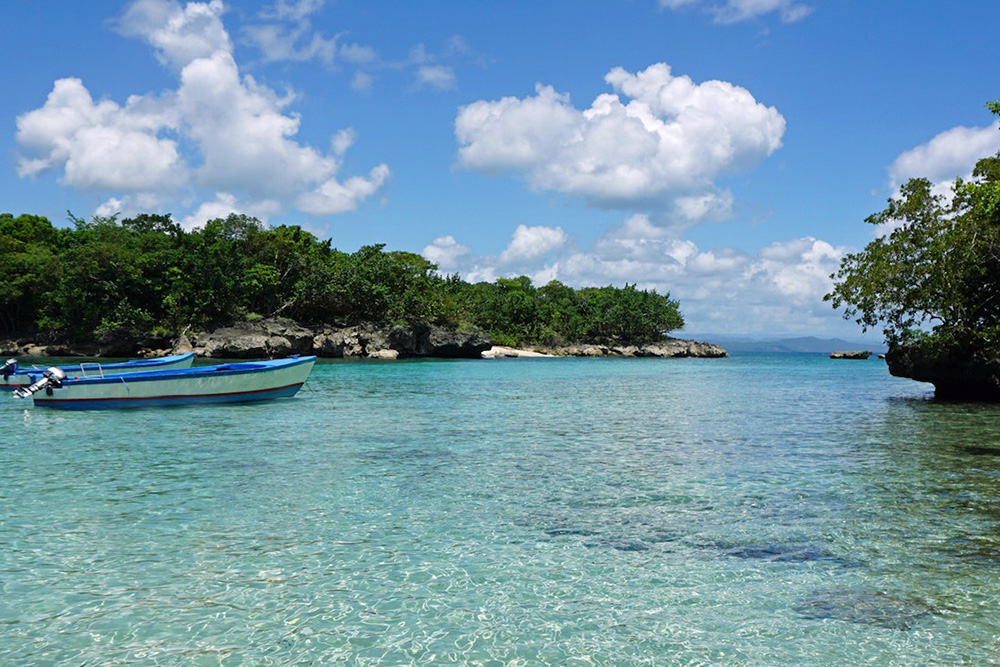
646, 529, 684, 544
357, 446, 453, 463
544, 527, 599, 537
794, 588, 934, 630
719, 543, 861, 567
936, 533, 1000, 567
957, 445, 1000, 456
584, 537, 652, 552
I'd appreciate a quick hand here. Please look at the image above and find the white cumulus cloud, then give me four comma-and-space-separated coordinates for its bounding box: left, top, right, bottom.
751, 237, 842, 304
422, 235, 471, 271
16, 78, 184, 192
96, 192, 171, 219
498, 224, 570, 265
115, 0, 231, 70
176, 50, 330, 196
889, 121, 1000, 190
296, 164, 391, 215
177, 192, 283, 231
455, 63, 784, 226
16, 0, 388, 222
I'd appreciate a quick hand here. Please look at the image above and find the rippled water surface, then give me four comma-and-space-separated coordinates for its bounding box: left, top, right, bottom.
3, 354, 1000, 666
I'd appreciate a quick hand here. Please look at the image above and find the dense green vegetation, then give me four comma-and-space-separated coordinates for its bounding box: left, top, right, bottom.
0, 212, 684, 347
825, 102, 1000, 356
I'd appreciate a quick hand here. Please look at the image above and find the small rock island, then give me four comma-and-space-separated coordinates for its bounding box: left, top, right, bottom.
829, 350, 872, 360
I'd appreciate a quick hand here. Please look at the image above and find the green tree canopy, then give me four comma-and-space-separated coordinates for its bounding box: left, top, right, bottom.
0, 210, 686, 347
826, 102, 1000, 349
0, 214, 62, 333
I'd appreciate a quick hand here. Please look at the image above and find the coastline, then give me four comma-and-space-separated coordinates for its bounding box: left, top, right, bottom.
1, 318, 728, 360
482, 346, 556, 358
482, 339, 728, 358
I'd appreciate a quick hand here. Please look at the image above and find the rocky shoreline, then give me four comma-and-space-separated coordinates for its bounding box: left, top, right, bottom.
886, 342, 1000, 400
0, 317, 728, 360
485, 339, 728, 358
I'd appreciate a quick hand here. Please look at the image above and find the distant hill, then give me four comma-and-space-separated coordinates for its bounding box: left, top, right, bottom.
685, 334, 888, 355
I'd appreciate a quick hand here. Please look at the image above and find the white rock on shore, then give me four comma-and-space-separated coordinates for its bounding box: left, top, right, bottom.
482, 339, 728, 358
482, 346, 555, 358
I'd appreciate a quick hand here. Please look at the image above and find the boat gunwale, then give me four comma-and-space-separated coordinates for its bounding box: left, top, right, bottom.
32, 381, 307, 407
37, 355, 316, 386
22, 351, 196, 373
3, 351, 198, 388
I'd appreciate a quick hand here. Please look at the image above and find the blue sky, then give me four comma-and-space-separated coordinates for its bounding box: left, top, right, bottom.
3, 0, 1000, 340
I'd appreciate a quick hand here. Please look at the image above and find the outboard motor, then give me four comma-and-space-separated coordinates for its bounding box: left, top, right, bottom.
1, 358, 16, 380
13, 367, 67, 399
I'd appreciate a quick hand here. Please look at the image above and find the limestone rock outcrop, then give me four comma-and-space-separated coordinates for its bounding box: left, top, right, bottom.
191, 319, 491, 360
530, 338, 728, 358
886, 343, 1000, 400
194, 318, 315, 358
830, 350, 872, 360
4, 320, 723, 362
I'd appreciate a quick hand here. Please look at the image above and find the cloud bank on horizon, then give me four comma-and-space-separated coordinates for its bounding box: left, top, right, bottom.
10, 0, 1000, 337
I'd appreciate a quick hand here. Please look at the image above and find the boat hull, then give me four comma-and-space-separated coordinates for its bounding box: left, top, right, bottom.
2, 352, 196, 390
29, 356, 315, 410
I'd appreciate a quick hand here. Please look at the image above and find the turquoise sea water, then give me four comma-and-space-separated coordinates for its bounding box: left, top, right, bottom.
2, 354, 1000, 666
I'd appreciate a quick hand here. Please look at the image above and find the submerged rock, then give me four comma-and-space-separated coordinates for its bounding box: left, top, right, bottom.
584, 537, 652, 552
544, 527, 599, 538
721, 543, 859, 567
794, 588, 934, 630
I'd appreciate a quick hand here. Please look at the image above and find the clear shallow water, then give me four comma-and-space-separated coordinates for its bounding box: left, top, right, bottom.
2, 354, 999, 666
